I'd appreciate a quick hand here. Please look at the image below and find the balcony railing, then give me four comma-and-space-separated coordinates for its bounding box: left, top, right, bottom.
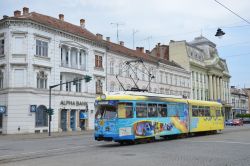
61, 61, 86, 71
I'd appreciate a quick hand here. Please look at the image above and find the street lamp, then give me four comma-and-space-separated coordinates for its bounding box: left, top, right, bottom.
215, 28, 225, 38
48, 75, 92, 136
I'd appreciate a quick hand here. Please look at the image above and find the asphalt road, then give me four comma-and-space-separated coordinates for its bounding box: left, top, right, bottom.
0, 125, 250, 166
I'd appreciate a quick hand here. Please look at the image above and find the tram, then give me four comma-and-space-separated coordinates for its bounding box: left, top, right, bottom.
94, 91, 224, 144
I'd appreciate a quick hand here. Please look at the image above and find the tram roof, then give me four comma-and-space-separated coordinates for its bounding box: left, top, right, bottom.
187, 99, 222, 107
96, 91, 187, 103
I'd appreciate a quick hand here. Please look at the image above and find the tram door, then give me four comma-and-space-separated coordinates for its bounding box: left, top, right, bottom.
79, 110, 87, 130
70, 110, 76, 131
61, 109, 67, 131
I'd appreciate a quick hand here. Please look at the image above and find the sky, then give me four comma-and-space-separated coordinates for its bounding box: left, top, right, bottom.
1, 0, 250, 88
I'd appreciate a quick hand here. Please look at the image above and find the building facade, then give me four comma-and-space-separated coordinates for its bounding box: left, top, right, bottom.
168, 36, 231, 119
0, 8, 107, 134
231, 86, 249, 118
243, 88, 250, 114
105, 42, 191, 97
0, 8, 192, 134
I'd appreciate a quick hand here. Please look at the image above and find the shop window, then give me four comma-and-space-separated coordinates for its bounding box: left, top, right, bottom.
35, 105, 48, 127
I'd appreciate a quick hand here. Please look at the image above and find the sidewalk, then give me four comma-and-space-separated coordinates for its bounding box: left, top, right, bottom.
0, 130, 94, 140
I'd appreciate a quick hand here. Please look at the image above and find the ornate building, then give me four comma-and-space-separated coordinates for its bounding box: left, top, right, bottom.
168, 36, 231, 119
231, 86, 249, 118
0, 8, 106, 134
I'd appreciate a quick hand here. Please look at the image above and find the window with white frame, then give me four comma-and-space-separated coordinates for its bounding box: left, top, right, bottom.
95, 55, 103, 68
110, 61, 114, 75
75, 78, 82, 92
14, 37, 25, 54
37, 71, 47, 89
110, 82, 115, 92
142, 68, 145, 81
118, 62, 123, 76
36, 40, 48, 57
0, 70, 3, 88
96, 79, 103, 94
0, 38, 4, 55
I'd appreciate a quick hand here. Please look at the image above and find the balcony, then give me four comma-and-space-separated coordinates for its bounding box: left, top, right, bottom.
61, 61, 86, 71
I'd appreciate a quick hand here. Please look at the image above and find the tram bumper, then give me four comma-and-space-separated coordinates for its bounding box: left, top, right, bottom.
94, 133, 119, 141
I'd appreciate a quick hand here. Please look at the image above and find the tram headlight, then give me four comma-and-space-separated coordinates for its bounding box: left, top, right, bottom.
100, 94, 106, 100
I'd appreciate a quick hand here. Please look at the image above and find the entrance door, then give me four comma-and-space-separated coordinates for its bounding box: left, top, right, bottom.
0, 113, 2, 134
61, 110, 67, 131
70, 110, 76, 131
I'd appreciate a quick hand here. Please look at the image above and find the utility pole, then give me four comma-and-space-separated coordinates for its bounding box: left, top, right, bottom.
143, 36, 152, 50
132, 29, 139, 49
111, 22, 124, 43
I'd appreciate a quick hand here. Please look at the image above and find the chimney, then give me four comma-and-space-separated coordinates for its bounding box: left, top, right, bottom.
96, 33, 103, 40
140, 47, 144, 53
146, 50, 150, 54
158, 43, 161, 47
3, 15, 8, 19
106, 37, 110, 42
80, 19, 85, 28
136, 47, 140, 52
59, 14, 64, 21
119, 41, 124, 46
14, 10, 21, 17
23, 7, 29, 15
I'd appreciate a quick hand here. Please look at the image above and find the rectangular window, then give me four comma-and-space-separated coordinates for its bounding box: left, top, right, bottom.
204, 106, 210, 116
192, 106, 198, 117
168, 104, 184, 117
0, 71, 3, 89
117, 103, 133, 118
198, 106, 205, 117
36, 40, 48, 57
14, 69, 24, 87
96, 80, 103, 94
216, 109, 221, 117
0, 39, 4, 55
14, 37, 25, 54
95, 55, 103, 68
148, 104, 158, 117
136, 103, 147, 118
158, 104, 167, 117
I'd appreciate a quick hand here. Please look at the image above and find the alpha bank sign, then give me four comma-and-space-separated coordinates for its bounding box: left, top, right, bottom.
60, 100, 87, 106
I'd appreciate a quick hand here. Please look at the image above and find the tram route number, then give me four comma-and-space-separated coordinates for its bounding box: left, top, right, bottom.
119, 127, 132, 136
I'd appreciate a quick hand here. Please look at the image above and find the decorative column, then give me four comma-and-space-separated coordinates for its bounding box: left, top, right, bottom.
194, 72, 197, 100
67, 110, 72, 131
209, 74, 213, 100
68, 47, 71, 68
216, 77, 220, 100
220, 78, 223, 101
77, 49, 80, 69
213, 76, 217, 100
76, 110, 81, 131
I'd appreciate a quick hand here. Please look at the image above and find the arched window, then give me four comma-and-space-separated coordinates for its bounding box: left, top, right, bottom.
0, 70, 3, 89
35, 105, 48, 127
37, 71, 47, 89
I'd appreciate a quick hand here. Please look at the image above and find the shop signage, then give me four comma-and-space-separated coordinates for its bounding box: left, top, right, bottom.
0, 106, 6, 113
30, 105, 37, 112
60, 100, 87, 106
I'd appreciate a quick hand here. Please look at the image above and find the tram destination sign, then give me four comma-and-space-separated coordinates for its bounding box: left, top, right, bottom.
60, 100, 87, 106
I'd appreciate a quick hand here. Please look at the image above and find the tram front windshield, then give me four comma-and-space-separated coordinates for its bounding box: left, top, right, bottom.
96, 105, 117, 119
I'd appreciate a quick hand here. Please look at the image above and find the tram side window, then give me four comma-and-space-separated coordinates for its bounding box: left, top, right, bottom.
136, 103, 147, 118
198, 106, 205, 117
192, 106, 198, 117
158, 104, 167, 117
148, 104, 158, 117
204, 106, 210, 116
118, 103, 133, 119
216, 109, 221, 117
